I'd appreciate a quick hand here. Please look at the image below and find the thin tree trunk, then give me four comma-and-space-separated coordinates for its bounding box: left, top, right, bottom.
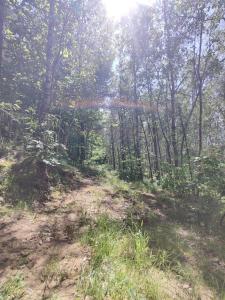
118, 111, 126, 178
180, 90, 199, 159
0, 0, 5, 83
178, 105, 193, 178
197, 7, 204, 156
38, 0, 56, 121
156, 101, 172, 164
163, 0, 179, 167
140, 117, 153, 179
110, 123, 116, 170
170, 73, 179, 167
132, 47, 143, 180
146, 70, 160, 177
149, 116, 160, 178
79, 121, 85, 164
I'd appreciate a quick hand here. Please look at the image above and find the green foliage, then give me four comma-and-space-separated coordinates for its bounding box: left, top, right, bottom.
0, 274, 25, 300
160, 151, 225, 230
88, 133, 107, 165
41, 256, 67, 284
0, 101, 23, 143
193, 153, 225, 195
80, 216, 177, 300
160, 163, 191, 194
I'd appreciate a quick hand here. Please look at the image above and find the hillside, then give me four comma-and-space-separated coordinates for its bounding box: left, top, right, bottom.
0, 157, 225, 300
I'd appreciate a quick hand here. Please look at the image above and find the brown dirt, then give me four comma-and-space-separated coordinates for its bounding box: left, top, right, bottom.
1, 176, 224, 299
0, 178, 131, 300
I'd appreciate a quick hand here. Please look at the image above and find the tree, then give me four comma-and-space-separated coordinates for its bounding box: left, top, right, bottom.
38, 0, 56, 121
0, 0, 5, 82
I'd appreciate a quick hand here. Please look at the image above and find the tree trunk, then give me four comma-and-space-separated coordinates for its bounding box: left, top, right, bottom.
170, 73, 179, 167
110, 123, 116, 170
140, 117, 153, 179
79, 121, 85, 164
38, 0, 56, 121
132, 49, 143, 180
178, 105, 193, 178
197, 7, 204, 156
163, 0, 179, 167
146, 71, 160, 177
0, 0, 5, 82
152, 115, 160, 178
118, 111, 126, 178
156, 101, 172, 164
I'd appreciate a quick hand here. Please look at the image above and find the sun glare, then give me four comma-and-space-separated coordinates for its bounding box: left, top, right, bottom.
102, 0, 154, 19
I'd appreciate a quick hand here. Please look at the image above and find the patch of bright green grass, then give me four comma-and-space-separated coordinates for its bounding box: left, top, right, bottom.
104, 172, 130, 193
79, 215, 188, 300
0, 274, 25, 300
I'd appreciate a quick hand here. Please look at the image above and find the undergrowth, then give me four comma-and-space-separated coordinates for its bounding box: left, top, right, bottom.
0, 274, 25, 300
78, 215, 191, 300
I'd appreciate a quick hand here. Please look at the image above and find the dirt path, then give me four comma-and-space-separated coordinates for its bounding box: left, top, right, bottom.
0, 178, 131, 299
1, 177, 225, 299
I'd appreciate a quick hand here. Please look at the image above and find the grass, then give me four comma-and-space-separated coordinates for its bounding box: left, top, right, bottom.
41, 256, 68, 285
48, 295, 60, 300
103, 171, 130, 193
0, 199, 34, 218
0, 274, 25, 300
0, 205, 13, 217
79, 215, 190, 300
0, 166, 225, 299
78, 203, 225, 299
77, 170, 207, 299
0, 158, 15, 171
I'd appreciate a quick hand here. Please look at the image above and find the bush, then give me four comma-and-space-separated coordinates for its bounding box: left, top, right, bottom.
160, 151, 225, 230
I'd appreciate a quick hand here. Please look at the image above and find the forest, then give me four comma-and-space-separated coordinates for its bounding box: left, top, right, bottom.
0, 0, 225, 299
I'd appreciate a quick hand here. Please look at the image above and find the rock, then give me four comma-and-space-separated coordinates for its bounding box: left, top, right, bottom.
211, 257, 219, 264
218, 261, 225, 267
79, 225, 89, 235
61, 279, 74, 287
67, 213, 78, 222
183, 284, 190, 289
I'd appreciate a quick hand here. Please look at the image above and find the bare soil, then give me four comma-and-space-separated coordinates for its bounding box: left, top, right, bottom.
1, 176, 225, 299
0, 177, 131, 300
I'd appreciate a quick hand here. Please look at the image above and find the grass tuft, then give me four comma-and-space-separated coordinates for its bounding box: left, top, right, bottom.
0, 274, 25, 300
41, 256, 68, 285
79, 215, 184, 300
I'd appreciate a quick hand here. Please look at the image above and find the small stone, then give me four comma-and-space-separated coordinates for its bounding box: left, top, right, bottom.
212, 257, 219, 263
183, 284, 190, 289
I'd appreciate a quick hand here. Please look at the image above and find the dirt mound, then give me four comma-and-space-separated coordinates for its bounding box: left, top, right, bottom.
3, 157, 80, 206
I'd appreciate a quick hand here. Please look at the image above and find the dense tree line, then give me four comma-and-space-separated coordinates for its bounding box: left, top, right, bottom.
106, 0, 225, 181
0, 0, 113, 163
0, 0, 225, 184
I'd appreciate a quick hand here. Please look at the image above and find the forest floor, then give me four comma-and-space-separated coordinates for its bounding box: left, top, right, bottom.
0, 165, 225, 299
